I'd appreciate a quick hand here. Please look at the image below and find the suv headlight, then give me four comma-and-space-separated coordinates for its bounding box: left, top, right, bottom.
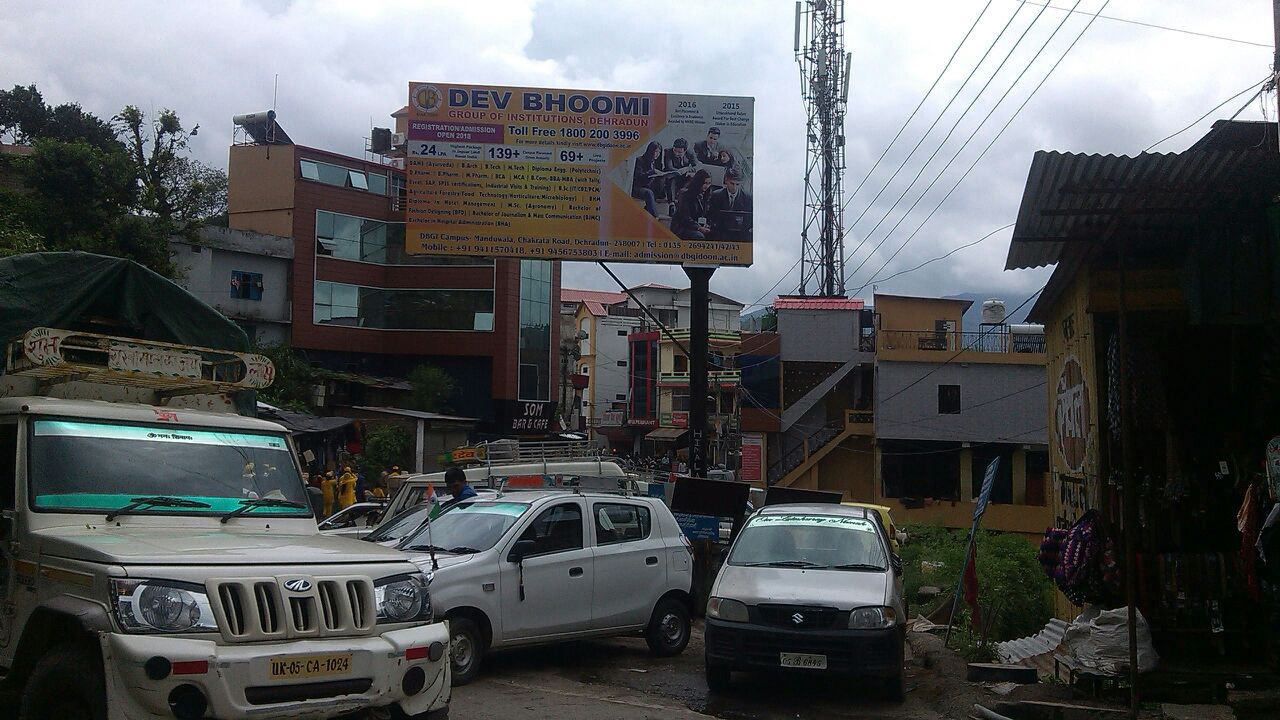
848, 606, 896, 629
374, 573, 433, 624
706, 597, 749, 622
110, 579, 218, 633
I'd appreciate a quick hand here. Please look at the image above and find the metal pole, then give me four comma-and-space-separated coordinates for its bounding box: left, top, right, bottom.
944, 528, 977, 648
686, 265, 714, 478
1273, 0, 1280, 151
1118, 235, 1140, 719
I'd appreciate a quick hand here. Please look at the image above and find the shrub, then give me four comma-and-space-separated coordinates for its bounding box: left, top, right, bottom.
900, 523, 1053, 642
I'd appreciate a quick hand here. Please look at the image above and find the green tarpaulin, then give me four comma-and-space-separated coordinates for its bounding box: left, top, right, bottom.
0, 252, 255, 412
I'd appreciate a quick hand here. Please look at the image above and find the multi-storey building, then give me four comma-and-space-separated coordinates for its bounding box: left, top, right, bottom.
766, 292, 1052, 539
226, 114, 558, 434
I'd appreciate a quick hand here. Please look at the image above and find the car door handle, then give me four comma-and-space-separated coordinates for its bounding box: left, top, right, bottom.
646, 556, 659, 566
569, 567, 584, 577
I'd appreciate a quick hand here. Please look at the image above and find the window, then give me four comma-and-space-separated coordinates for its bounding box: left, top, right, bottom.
674, 355, 688, 373
580, 366, 589, 375
518, 502, 584, 555
672, 391, 690, 411
347, 169, 369, 190
616, 360, 627, 368
615, 394, 626, 401
230, 271, 263, 301
594, 503, 651, 545
938, 384, 961, 414
300, 159, 320, 180
367, 172, 388, 195
0, 423, 15, 511
300, 159, 372, 191
880, 440, 961, 500
518, 260, 552, 401
313, 280, 494, 331
617, 329, 628, 336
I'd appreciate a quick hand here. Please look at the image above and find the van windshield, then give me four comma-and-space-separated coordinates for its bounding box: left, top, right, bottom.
400, 501, 529, 553
727, 513, 887, 570
29, 419, 310, 517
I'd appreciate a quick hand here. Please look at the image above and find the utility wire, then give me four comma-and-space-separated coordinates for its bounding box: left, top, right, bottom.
846, 1, 996, 203
851, 0, 1111, 296
861, 223, 1014, 289
844, 0, 1078, 287
1017, 0, 1270, 48
841, 0, 1033, 266
1142, 75, 1270, 152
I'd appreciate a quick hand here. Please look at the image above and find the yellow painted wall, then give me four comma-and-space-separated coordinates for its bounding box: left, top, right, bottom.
1041, 269, 1102, 619
228, 144, 296, 217
875, 294, 970, 332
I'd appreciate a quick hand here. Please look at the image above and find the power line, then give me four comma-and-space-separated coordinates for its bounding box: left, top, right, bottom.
844, 0, 1083, 288
846, 1, 996, 204
840, 0, 1035, 267
861, 223, 1014, 288
851, 0, 1111, 295
1016, 0, 1271, 48
1143, 75, 1270, 152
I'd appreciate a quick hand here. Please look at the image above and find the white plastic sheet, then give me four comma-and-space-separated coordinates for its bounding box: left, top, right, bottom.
1062, 606, 1159, 675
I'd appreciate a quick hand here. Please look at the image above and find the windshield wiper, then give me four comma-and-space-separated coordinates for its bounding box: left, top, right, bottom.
106, 496, 211, 522
828, 562, 886, 571
740, 560, 824, 568
220, 497, 308, 524
403, 543, 450, 553
448, 546, 481, 554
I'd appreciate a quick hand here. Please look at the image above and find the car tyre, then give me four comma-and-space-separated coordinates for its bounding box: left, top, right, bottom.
19, 643, 107, 720
645, 597, 691, 656
705, 660, 731, 692
392, 705, 450, 720
885, 632, 907, 702
448, 617, 485, 686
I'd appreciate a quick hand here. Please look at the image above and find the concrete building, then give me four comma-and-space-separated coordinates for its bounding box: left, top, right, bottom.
767, 293, 1051, 539
561, 289, 640, 443
225, 113, 559, 434
169, 226, 294, 345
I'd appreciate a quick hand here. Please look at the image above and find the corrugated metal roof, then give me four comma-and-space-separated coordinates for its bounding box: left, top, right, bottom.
774, 296, 865, 310
561, 288, 627, 305
1005, 121, 1280, 271
997, 618, 1069, 664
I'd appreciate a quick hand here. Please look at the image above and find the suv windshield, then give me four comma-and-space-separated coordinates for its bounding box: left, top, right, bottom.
401, 501, 529, 553
728, 513, 888, 570
364, 502, 433, 543
29, 418, 309, 517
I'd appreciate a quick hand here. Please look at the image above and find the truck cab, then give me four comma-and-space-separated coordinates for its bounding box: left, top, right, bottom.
0, 328, 450, 719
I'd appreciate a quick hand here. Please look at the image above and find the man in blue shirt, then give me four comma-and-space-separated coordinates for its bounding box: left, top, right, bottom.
444, 466, 477, 508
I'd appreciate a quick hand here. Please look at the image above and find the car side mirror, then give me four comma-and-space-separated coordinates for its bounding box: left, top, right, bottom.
508, 539, 536, 564
890, 553, 903, 577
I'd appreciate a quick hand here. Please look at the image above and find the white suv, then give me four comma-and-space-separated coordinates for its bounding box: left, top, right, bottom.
396, 490, 695, 684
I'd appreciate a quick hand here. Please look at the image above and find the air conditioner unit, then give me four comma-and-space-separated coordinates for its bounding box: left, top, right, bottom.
390, 157, 405, 169
391, 132, 407, 146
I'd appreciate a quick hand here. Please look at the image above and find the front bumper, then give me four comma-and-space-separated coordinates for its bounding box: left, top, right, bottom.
704, 617, 902, 677
102, 622, 451, 720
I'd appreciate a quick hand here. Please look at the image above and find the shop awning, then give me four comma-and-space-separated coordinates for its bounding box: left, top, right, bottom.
257, 402, 354, 435
645, 427, 688, 441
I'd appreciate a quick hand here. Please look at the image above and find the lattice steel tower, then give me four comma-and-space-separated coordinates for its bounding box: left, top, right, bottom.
795, 0, 851, 296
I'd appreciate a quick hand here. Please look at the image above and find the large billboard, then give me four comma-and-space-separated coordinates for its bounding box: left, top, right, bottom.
405, 82, 754, 267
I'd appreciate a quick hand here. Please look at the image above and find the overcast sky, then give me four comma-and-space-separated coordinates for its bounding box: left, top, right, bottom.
2, 0, 1271, 310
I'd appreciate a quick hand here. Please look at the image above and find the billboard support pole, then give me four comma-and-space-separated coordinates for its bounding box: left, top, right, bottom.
685, 265, 714, 478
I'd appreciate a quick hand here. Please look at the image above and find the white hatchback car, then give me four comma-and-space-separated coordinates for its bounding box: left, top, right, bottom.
397, 490, 695, 684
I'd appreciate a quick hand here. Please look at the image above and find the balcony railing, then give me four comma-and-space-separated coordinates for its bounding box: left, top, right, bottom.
658, 370, 742, 386
876, 329, 1045, 355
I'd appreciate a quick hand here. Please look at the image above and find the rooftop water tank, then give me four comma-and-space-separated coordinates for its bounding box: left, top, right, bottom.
982, 298, 1007, 325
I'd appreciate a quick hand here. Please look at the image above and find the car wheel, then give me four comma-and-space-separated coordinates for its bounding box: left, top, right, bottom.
705, 660, 731, 692
19, 644, 107, 720
448, 617, 485, 686
645, 597, 691, 656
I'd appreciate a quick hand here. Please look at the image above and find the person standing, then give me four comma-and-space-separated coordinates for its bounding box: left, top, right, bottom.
338, 466, 358, 510
321, 470, 337, 518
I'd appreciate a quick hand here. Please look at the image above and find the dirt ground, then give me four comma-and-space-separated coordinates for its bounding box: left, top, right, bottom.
452, 622, 1081, 720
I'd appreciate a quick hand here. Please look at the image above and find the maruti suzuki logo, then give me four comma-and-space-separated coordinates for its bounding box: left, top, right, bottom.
284, 579, 312, 593
791, 613, 805, 625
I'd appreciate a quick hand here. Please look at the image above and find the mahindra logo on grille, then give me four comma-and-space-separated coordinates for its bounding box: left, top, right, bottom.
283, 579, 312, 593
791, 613, 805, 625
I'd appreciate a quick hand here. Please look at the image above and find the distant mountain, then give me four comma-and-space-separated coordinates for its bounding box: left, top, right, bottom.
944, 292, 1036, 328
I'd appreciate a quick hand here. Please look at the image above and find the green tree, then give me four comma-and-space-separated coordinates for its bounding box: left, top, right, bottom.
252, 343, 317, 413
359, 423, 413, 480
118, 105, 227, 230
408, 365, 456, 413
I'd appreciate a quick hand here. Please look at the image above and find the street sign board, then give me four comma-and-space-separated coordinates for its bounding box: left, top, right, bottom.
973, 457, 1001, 522
672, 512, 720, 541
405, 82, 755, 266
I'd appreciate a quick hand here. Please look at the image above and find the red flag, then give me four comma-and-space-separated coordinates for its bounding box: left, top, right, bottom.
962, 541, 981, 630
